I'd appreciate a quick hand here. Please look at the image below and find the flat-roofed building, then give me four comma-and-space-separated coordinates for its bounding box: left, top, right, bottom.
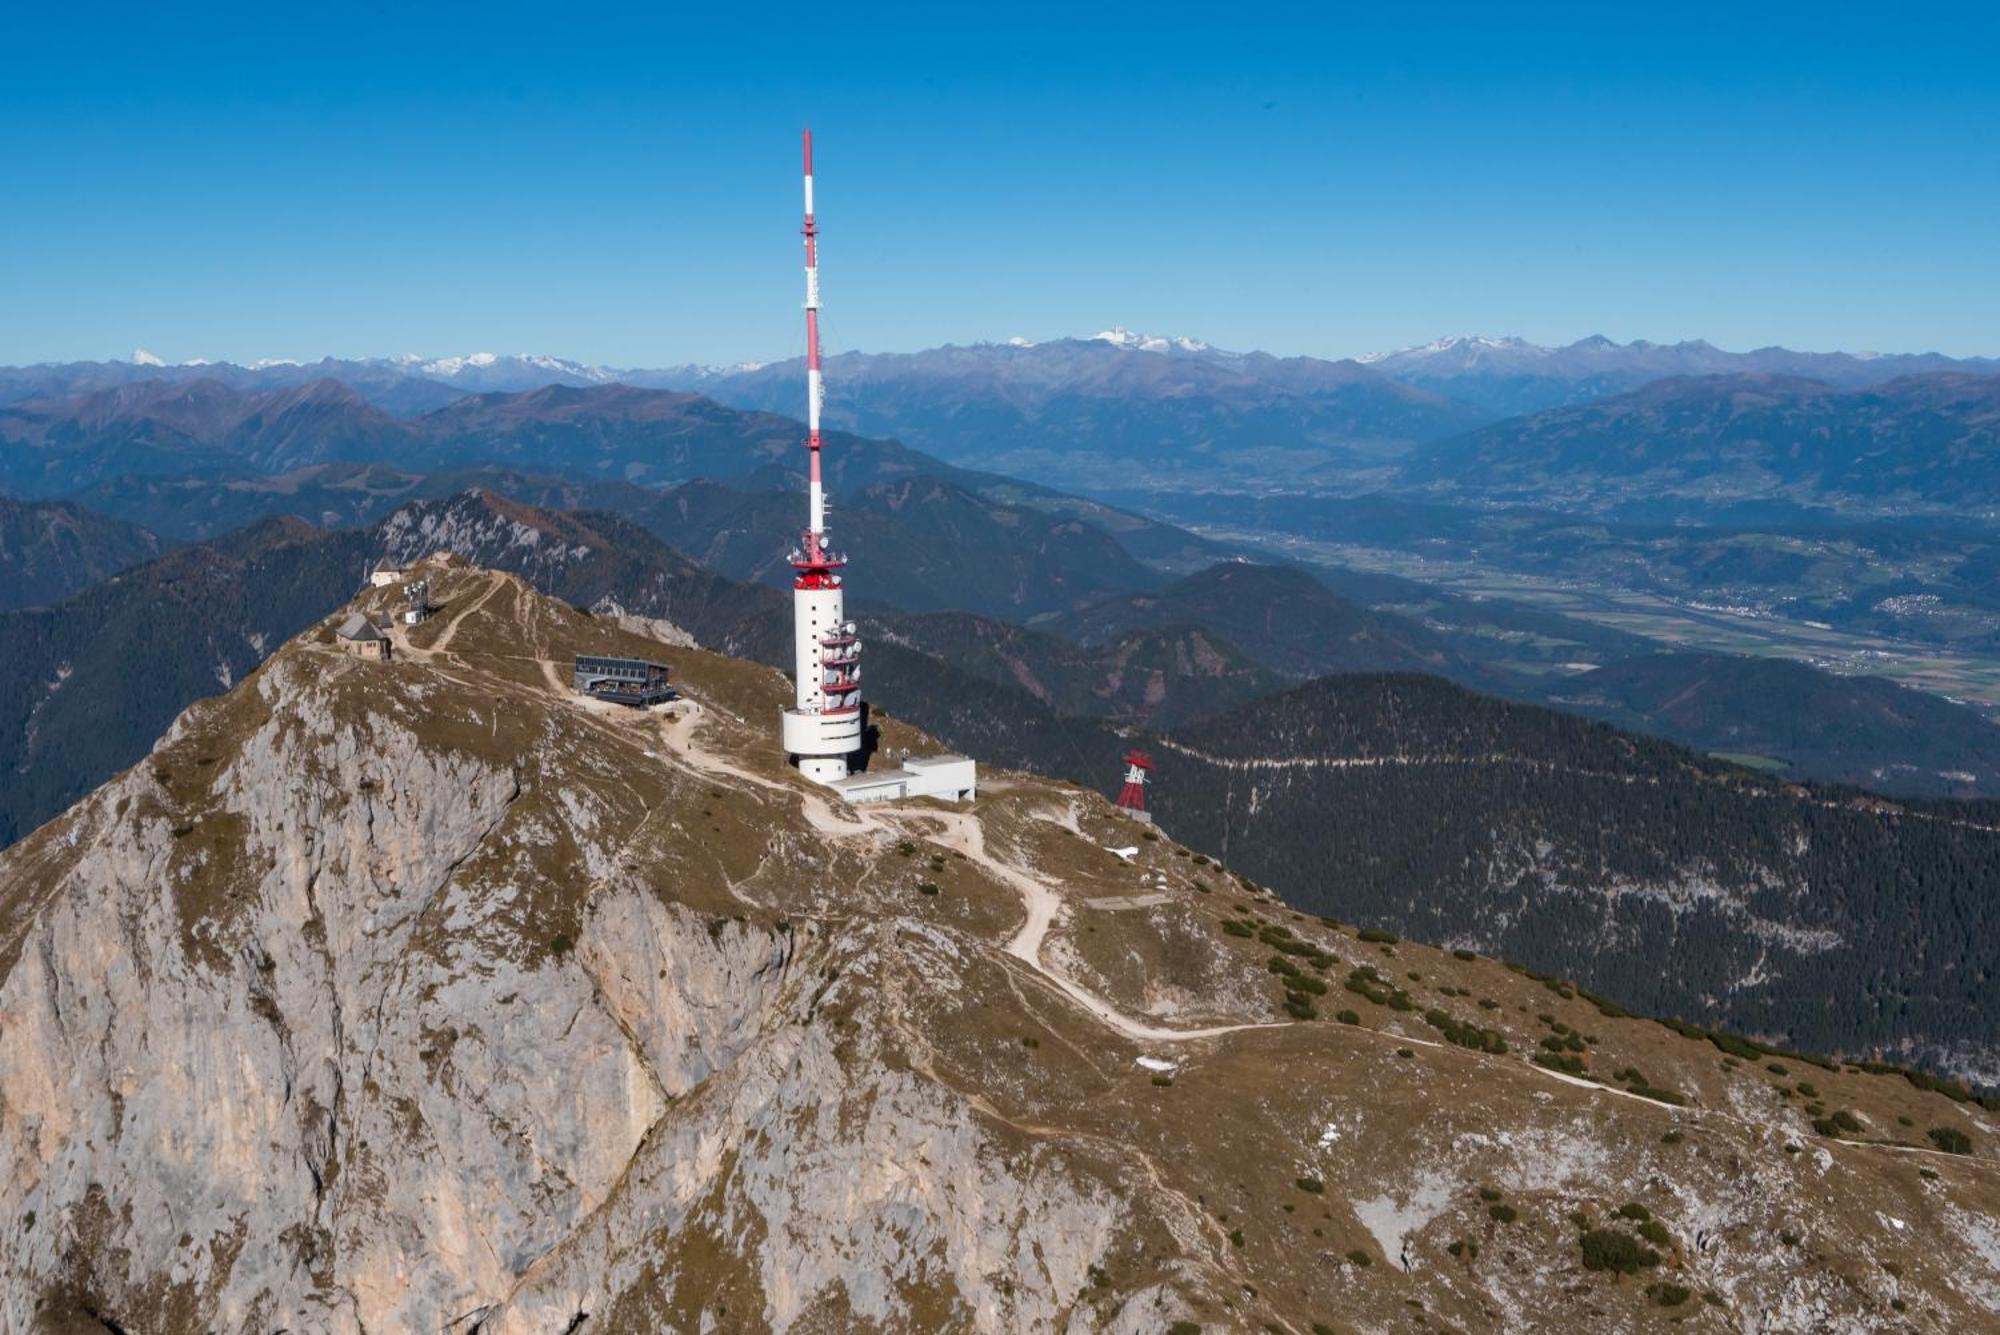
572, 655, 674, 707
828, 753, 977, 805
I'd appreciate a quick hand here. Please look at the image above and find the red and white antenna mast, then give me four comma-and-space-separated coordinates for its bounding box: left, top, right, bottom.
801, 129, 829, 567
779, 129, 863, 784
1115, 750, 1155, 821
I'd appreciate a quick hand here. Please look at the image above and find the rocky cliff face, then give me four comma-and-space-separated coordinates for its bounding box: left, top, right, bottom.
3, 561, 1997, 1332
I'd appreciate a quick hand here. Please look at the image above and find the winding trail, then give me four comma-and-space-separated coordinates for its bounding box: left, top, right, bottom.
652, 701, 1273, 1045
527, 666, 1998, 1170
426, 572, 506, 655
917, 808, 1284, 1045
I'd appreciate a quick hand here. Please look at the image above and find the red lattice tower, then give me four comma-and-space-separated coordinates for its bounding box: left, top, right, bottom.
1115, 750, 1154, 814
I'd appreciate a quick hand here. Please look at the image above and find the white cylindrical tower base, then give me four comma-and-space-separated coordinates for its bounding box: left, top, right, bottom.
786, 580, 860, 785
798, 754, 850, 784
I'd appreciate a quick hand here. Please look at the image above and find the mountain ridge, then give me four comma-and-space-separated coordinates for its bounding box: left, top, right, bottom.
3, 556, 1996, 1330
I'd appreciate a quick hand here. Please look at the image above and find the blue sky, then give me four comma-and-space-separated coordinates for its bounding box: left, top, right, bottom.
5, 2, 1997, 366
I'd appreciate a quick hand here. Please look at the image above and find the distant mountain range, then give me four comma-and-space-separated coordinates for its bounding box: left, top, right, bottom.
1360, 334, 2000, 417
10, 333, 1996, 502
0, 378, 931, 498
15, 330, 1992, 417
1401, 371, 2000, 515
650, 335, 1487, 490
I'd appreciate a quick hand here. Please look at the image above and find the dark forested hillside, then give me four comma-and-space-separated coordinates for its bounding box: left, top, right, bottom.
0, 518, 371, 844
1050, 562, 1473, 681
0, 494, 162, 610
627, 477, 1164, 619
1541, 651, 2000, 796
1139, 675, 2000, 1080
878, 611, 1283, 728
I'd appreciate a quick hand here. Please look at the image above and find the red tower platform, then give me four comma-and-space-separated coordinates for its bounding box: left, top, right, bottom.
1115, 750, 1154, 820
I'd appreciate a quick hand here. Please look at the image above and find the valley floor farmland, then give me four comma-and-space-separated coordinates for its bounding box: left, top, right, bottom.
1193, 524, 2000, 717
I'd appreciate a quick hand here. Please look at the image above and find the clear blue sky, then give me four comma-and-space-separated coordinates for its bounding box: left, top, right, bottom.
5, 2, 1997, 367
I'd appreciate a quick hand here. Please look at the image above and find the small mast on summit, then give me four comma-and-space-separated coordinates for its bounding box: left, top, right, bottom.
780, 129, 865, 784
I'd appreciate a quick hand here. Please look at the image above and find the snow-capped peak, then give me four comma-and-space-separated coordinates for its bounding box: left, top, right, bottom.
251, 358, 302, 369
400, 352, 620, 382
1357, 335, 1543, 364
132, 348, 165, 367
1092, 327, 1211, 354
1006, 336, 1037, 348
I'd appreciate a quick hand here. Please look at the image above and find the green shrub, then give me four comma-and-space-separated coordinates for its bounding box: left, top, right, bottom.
1648, 1283, 1691, 1307
1929, 1126, 1972, 1155
1579, 1229, 1660, 1274
1488, 1204, 1518, 1223
1532, 1052, 1586, 1077
1284, 995, 1318, 1020
1453, 948, 1478, 960
1447, 1238, 1478, 1260
1229, 1228, 1244, 1248
1661, 1129, 1684, 1144
1396, 1047, 1414, 1057
1336, 1009, 1361, 1025
1796, 1081, 1819, 1098
1346, 1249, 1372, 1267
1168, 1323, 1200, 1335
1151, 1074, 1174, 1087
1221, 920, 1255, 938
1426, 1008, 1507, 1054
1637, 1220, 1671, 1248
917, 881, 941, 896
1295, 1176, 1325, 1194
1358, 926, 1398, 944
1477, 1186, 1503, 1202
1616, 1202, 1651, 1221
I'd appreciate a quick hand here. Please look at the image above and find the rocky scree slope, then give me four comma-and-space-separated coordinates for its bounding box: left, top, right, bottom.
2, 562, 1999, 1332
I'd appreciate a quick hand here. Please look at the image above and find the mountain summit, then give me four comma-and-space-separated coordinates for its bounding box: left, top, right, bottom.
2, 559, 1995, 1331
